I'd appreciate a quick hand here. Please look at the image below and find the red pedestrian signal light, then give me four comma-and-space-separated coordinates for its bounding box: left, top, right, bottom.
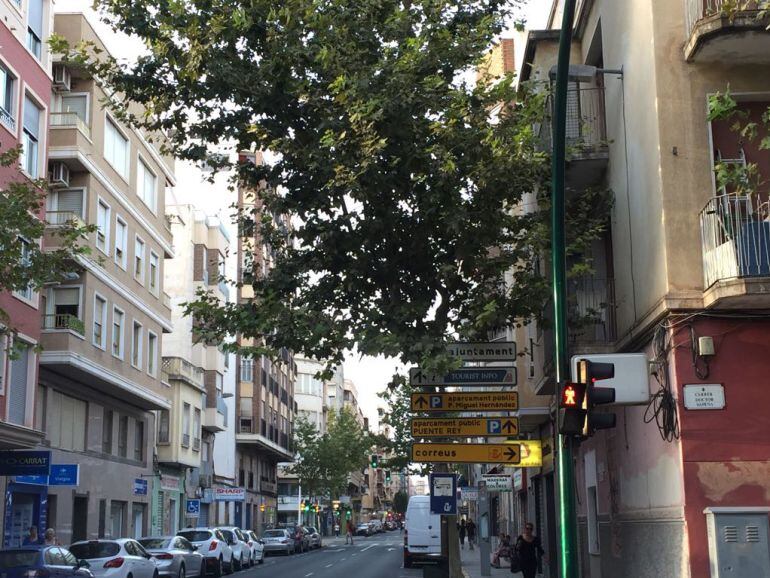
558, 381, 587, 436
561, 383, 582, 407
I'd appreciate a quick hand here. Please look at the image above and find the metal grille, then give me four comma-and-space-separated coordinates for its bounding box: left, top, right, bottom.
724, 526, 738, 542
747, 526, 760, 542
541, 86, 607, 157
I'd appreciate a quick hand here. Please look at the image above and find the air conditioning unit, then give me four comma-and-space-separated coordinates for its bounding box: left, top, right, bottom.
199, 474, 212, 488
48, 162, 70, 188
52, 64, 71, 92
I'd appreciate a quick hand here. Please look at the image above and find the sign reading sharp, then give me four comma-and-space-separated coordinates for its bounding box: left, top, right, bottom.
409, 367, 517, 387
446, 342, 517, 361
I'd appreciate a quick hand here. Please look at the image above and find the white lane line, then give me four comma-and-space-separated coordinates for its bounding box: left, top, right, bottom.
360, 544, 377, 552
325, 564, 333, 568
305, 574, 314, 577
341, 558, 346, 561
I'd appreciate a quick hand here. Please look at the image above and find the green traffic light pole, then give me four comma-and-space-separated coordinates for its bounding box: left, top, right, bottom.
551, 0, 579, 578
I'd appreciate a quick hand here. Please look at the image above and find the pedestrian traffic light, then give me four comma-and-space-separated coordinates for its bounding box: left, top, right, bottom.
577, 359, 616, 436
345, 510, 352, 520
558, 381, 587, 437
370, 454, 379, 468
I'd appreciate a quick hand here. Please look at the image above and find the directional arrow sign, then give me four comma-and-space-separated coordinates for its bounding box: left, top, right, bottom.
410, 392, 518, 412
446, 342, 517, 362
409, 367, 517, 387
411, 443, 521, 464
411, 417, 519, 438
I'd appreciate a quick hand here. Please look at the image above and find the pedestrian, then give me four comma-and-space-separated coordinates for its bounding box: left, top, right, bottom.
334, 522, 340, 537
491, 533, 510, 568
512, 523, 545, 578
43, 528, 57, 546
22, 526, 43, 546
345, 520, 354, 545
466, 519, 476, 551
458, 519, 466, 549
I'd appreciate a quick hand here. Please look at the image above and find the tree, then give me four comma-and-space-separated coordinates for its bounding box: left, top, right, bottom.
287, 407, 371, 500
1, 147, 94, 330
393, 490, 408, 515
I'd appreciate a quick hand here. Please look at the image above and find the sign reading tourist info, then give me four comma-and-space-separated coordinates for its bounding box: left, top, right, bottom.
446, 342, 517, 362
412, 443, 521, 464
409, 367, 517, 387
410, 392, 518, 412
411, 417, 519, 437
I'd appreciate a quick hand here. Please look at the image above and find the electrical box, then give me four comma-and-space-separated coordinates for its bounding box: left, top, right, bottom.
705, 508, 770, 577
570, 353, 650, 405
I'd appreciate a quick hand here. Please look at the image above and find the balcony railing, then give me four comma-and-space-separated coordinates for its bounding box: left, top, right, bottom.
700, 194, 770, 287
540, 87, 608, 159
42, 313, 85, 335
49, 112, 91, 139
162, 357, 204, 387
46, 211, 85, 228
0, 107, 16, 132
685, 0, 760, 36
567, 277, 616, 344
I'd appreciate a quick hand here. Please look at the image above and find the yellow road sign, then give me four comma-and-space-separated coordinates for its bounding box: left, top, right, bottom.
411, 417, 519, 438
410, 392, 518, 412
411, 443, 520, 464
506, 440, 542, 468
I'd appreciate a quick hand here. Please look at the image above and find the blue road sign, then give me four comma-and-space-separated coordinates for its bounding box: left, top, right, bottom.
429, 473, 457, 515
487, 419, 501, 435
0, 451, 51, 476
16, 464, 79, 486
430, 395, 443, 409
133, 479, 148, 495
186, 499, 201, 517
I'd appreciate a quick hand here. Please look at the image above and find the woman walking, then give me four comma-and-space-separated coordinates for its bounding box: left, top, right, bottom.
512, 523, 545, 578
466, 519, 476, 551
458, 519, 467, 549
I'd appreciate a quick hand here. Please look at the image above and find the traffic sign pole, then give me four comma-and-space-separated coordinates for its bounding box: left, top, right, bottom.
552, 0, 579, 577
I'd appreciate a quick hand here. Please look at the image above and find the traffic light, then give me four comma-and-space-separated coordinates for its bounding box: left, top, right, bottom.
370, 454, 379, 468
577, 359, 616, 436
345, 510, 352, 520
385, 470, 391, 482
558, 381, 587, 436
260, 504, 266, 512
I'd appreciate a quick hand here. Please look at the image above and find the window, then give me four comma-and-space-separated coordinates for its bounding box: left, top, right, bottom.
118, 415, 128, 458
240, 359, 253, 382
115, 217, 127, 268
149, 252, 159, 294
93, 295, 107, 349
27, 0, 43, 59
134, 237, 145, 282
61, 94, 87, 123
0, 335, 6, 395
193, 408, 201, 451
14, 239, 34, 301
104, 117, 129, 178
0, 64, 17, 131
182, 403, 191, 447
131, 321, 142, 368
96, 199, 110, 254
147, 332, 157, 377
158, 410, 170, 443
45, 390, 87, 451
50, 189, 84, 220
7, 341, 31, 426
102, 410, 113, 454
134, 420, 144, 461
112, 308, 124, 358
51, 287, 80, 328
137, 158, 157, 212
22, 96, 41, 176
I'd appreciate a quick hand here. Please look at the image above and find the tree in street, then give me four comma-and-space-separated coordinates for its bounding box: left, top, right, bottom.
393, 490, 409, 515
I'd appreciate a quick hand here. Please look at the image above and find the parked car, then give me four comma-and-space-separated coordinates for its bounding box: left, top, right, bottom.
215, 528, 249, 570
291, 526, 310, 553
355, 523, 372, 537
369, 519, 383, 534
0, 545, 94, 578
138, 536, 204, 578
260, 529, 294, 556
176, 528, 233, 577
304, 527, 322, 550
403, 495, 442, 568
69, 539, 158, 578
243, 531, 264, 565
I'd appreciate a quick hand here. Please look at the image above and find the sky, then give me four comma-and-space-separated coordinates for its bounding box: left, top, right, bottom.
54, 0, 551, 428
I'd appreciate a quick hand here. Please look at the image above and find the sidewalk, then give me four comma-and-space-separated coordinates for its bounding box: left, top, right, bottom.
460, 545, 513, 578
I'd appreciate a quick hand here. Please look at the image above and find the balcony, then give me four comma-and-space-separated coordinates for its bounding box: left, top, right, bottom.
203, 393, 227, 432
567, 276, 617, 347
46, 211, 85, 229
162, 357, 204, 388
540, 87, 608, 188
700, 194, 770, 308
41, 313, 85, 336
49, 112, 91, 139
236, 417, 294, 461
162, 292, 172, 310
685, 0, 770, 62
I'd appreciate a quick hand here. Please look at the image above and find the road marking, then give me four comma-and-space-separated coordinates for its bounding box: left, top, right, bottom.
305, 574, 314, 577
388, 547, 396, 551
341, 558, 346, 561
361, 544, 377, 552
325, 564, 333, 568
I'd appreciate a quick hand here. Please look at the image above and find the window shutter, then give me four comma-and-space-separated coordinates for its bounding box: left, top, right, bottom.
57, 190, 83, 216
23, 97, 40, 138
27, 0, 44, 38
7, 343, 29, 425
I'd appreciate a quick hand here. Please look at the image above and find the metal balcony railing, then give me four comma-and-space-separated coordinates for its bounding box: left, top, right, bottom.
540, 87, 608, 158
0, 107, 15, 132
50, 112, 91, 139
567, 276, 617, 343
46, 211, 85, 227
700, 194, 770, 287
162, 357, 204, 387
685, 0, 761, 36
42, 313, 85, 335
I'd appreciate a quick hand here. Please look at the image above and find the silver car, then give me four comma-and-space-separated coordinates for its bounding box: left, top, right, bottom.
139, 537, 204, 578
260, 529, 294, 556
304, 527, 322, 549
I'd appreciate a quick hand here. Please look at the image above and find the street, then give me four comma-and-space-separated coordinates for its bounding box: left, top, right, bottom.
241, 532, 417, 578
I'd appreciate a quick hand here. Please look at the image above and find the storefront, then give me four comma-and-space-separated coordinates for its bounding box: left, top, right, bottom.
3, 482, 47, 547
153, 472, 184, 535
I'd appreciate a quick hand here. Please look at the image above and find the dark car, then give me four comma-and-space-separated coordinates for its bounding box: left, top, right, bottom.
0, 546, 93, 578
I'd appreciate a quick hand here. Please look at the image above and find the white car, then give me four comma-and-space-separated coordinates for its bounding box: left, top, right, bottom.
244, 531, 265, 565
215, 528, 249, 570
176, 528, 233, 577
69, 539, 158, 578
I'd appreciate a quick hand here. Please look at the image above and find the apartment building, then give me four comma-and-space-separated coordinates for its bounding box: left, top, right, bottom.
161, 205, 230, 531
235, 151, 296, 531
0, 0, 53, 548
516, 2, 770, 577
12, 12, 174, 546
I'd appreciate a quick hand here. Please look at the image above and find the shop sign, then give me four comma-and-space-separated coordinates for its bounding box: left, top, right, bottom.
0, 451, 51, 476
482, 475, 512, 492
460, 487, 478, 501
513, 469, 523, 491
161, 475, 181, 491
16, 464, 79, 486
215, 487, 246, 501
133, 479, 149, 495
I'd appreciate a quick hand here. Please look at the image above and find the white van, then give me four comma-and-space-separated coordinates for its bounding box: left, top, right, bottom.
404, 495, 442, 568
